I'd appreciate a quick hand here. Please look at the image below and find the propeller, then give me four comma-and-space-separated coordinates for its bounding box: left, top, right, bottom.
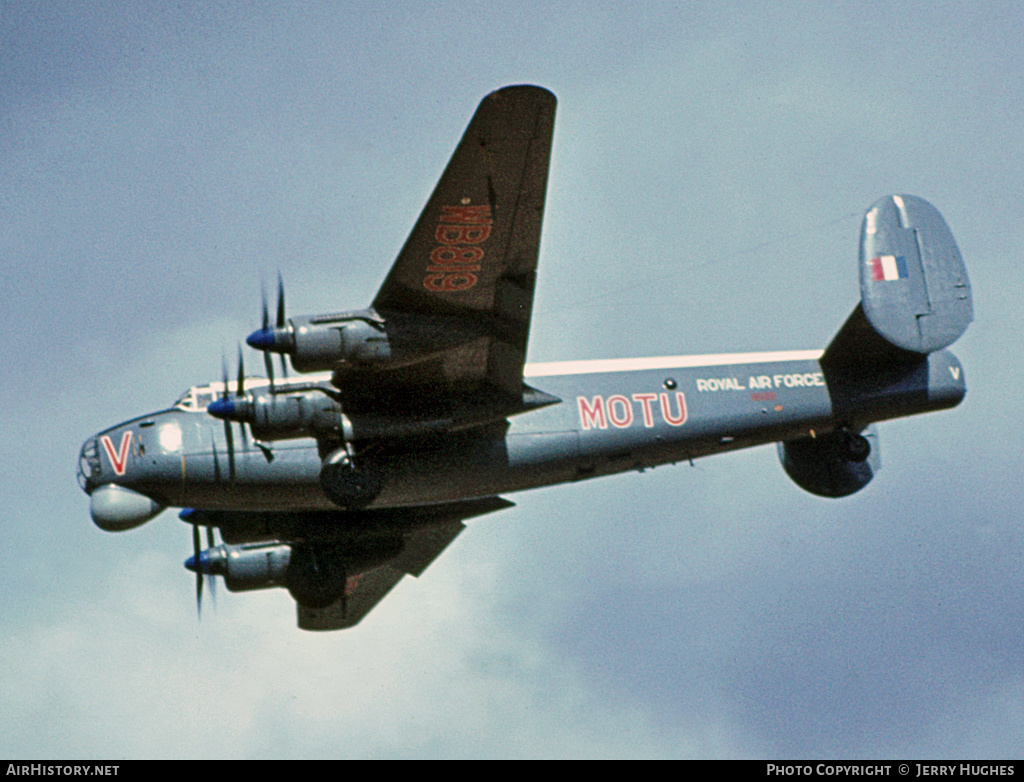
235, 345, 250, 453
219, 356, 236, 481
212, 435, 220, 481
276, 272, 286, 330
252, 272, 291, 384
208, 345, 275, 462
274, 273, 289, 382
186, 522, 218, 618
211, 347, 251, 481
205, 525, 217, 605
261, 279, 277, 391
192, 523, 203, 612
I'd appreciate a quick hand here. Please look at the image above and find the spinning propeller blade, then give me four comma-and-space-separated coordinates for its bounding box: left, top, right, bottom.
220, 357, 236, 482
255, 273, 289, 384
261, 282, 276, 392
212, 437, 221, 482
192, 523, 203, 615
186, 523, 218, 618
236, 346, 249, 452
205, 525, 217, 604
276, 272, 286, 329
276, 274, 289, 380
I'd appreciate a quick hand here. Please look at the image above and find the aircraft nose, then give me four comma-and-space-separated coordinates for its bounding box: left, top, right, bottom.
79, 425, 167, 531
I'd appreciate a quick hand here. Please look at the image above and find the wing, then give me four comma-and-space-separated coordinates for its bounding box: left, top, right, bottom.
297, 520, 463, 631
371, 85, 556, 395
296, 497, 514, 631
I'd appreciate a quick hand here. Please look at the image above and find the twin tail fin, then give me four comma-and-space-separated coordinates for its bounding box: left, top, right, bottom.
822, 195, 972, 374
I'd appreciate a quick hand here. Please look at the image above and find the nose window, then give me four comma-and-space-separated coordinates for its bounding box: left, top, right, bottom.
77, 439, 101, 490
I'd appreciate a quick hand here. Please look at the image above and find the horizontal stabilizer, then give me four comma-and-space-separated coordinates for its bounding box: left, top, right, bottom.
859, 194, 972, 354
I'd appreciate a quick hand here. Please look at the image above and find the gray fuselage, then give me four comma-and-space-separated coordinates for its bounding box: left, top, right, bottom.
78, 349, 965, 518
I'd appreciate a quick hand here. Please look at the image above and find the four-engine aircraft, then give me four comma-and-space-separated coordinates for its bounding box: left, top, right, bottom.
77, 85, 973, 630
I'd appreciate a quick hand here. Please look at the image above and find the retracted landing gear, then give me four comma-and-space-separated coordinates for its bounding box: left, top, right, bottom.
318, 444, 384, 509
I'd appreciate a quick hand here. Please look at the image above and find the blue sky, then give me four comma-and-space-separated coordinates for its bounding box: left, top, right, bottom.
2, 0, 1023, 758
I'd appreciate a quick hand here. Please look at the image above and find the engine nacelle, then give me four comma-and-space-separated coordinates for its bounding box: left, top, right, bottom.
247, 308, 489, 376
188, 542, 292, 592
208, 388, 351, 441
777, 426, 880, 498
247, 312, 392, 373
186, 539, 403, 608
245, 389, 351, 441
291, 317, 392, 372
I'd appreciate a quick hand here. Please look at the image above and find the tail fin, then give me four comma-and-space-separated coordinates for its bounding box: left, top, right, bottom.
783, 195, 969, 498
822, 195, 972, 373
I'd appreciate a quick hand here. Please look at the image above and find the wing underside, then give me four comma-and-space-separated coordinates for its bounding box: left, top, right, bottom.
295, 497, 514, 630
297, 519, 465, 630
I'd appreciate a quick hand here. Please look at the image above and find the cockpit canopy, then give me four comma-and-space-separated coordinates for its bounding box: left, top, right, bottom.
172, 372, 334, 412
173, 386, 218, 412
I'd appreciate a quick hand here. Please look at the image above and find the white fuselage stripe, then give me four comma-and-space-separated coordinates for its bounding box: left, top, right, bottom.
523, 350, 824, 377
179, 351, 826, 406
